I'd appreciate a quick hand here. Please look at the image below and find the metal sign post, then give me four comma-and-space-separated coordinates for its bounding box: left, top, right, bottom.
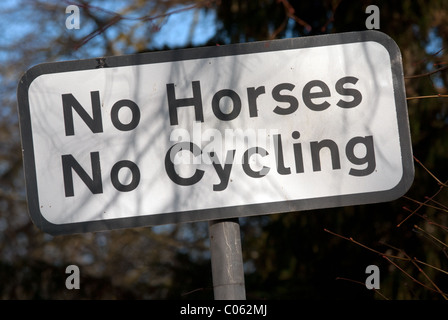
209, 218, 246, 300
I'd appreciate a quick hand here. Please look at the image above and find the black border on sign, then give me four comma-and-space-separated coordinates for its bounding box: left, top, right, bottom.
16, 30, 414, 235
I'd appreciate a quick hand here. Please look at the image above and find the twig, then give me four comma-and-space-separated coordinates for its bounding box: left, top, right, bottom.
414, 258, 448, 276
380, 242, 448, 277
407, 254, 448, 300
323, 229, 408, 261
382, 255, 440, 295
326, 230, 448, 298
278, 0, 311, 32
68, 0, 215, 22
414, 156, 448, 187
404, 65, 448, 79
402, 208, 448, 232
181, 287, 207, 296
407, 94, 448, 100
269, 17, 288, 40
398, 186, 445, 227
75, 14, 122, 50
403, 196, 448, 214
413, 224, 448, 248
425, 196, 448, 211
71, 0, 217, 49
397, 157, 447, 227
335, 277, 389, 300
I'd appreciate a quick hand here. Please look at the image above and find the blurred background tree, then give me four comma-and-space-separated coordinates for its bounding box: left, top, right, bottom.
0, 0, 447, 299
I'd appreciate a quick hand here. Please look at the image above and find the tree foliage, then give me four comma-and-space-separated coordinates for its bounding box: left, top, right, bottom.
0, 0, 447, 299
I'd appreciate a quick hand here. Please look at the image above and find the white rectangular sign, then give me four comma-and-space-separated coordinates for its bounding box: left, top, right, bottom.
17, 31, 414, 235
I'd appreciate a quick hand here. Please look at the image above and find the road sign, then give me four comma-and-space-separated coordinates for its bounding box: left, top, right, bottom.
17, 30, 414, 235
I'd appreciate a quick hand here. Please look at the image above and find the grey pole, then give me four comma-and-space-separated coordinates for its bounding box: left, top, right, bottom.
209, 218, 246, 300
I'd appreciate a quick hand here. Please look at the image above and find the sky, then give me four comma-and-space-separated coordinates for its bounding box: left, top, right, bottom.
74, 1, 219, 50
151, 5, 218, 48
